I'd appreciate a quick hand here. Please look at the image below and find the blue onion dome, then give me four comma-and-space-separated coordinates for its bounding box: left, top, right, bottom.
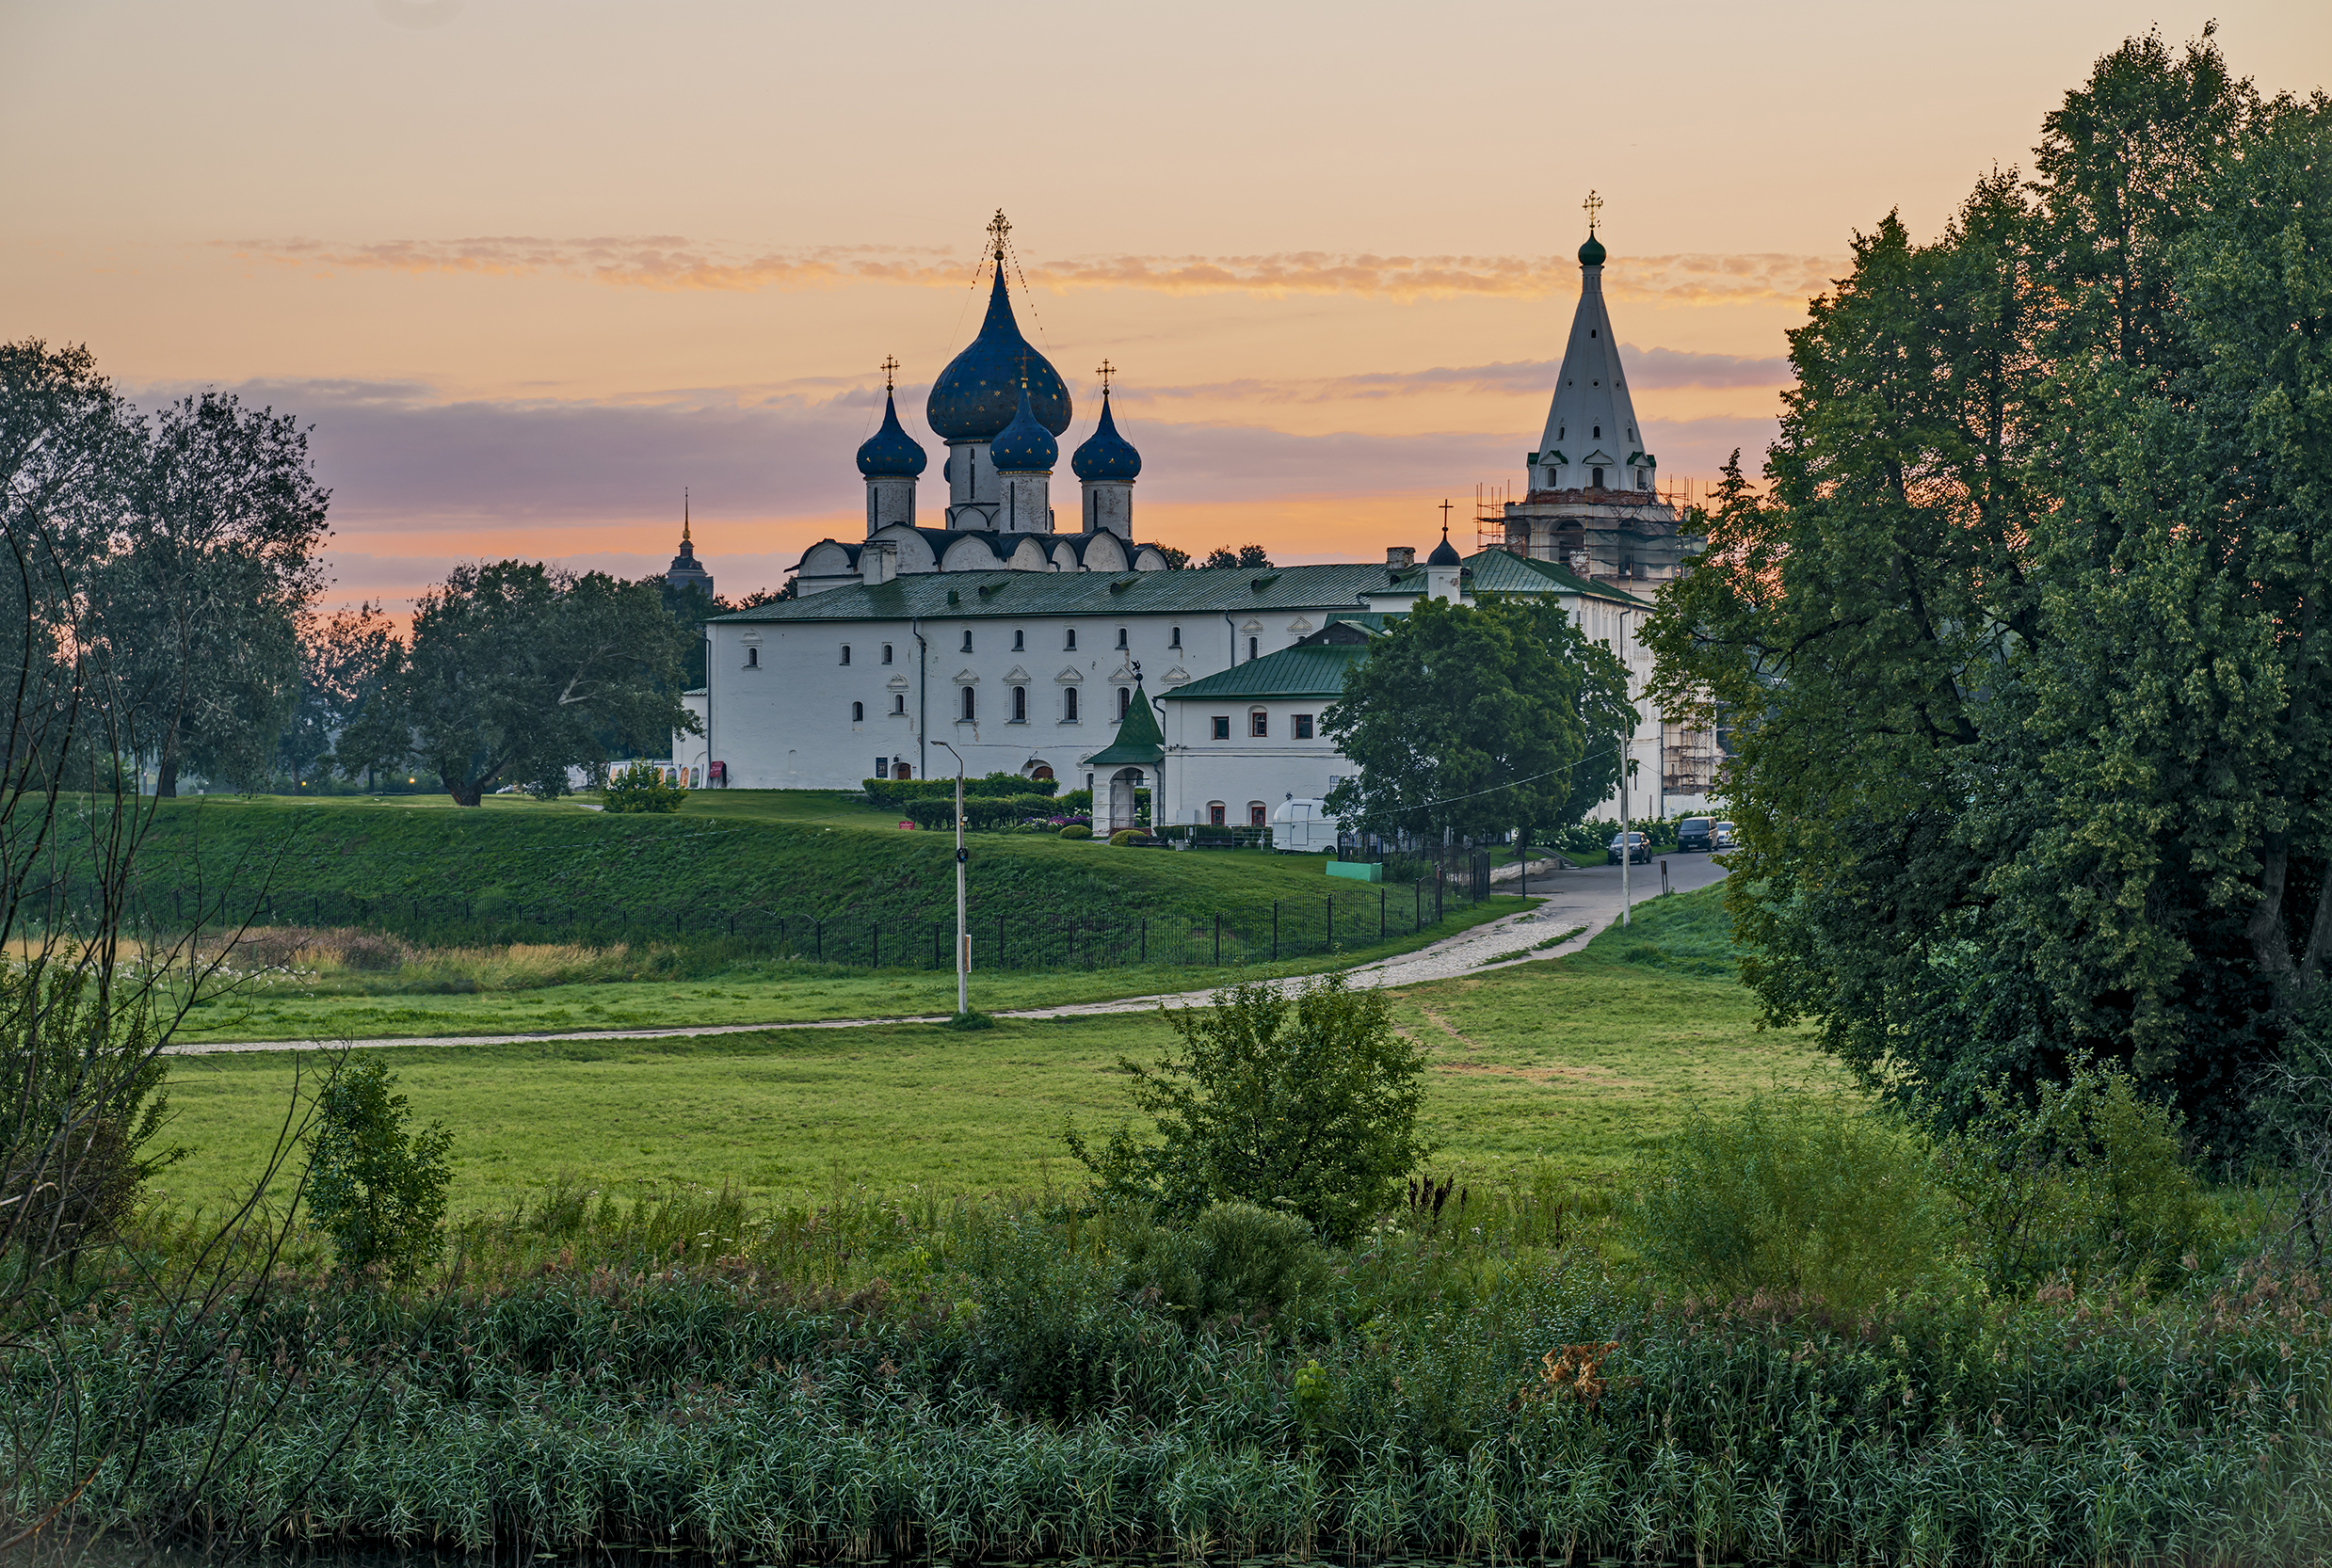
989, 381, 1058, 472
1070, 390, 1142, 481
855, 391, 927, 477
926, 261, 1072, 440
1426, 524, 1462, 567
1578, 232, 1607, 267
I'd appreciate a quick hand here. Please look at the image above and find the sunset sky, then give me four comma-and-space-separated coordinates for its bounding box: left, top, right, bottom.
7, 1, 2327, 609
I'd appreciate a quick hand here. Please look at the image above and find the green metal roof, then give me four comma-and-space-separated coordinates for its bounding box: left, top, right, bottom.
1081, 680, 1166, 766
1162, 643, 1369, 702
717, 551, 1648, 625
716, 561, 1407, 623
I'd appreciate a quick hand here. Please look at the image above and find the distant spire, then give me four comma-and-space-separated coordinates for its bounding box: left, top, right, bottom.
683, 487, 691, 544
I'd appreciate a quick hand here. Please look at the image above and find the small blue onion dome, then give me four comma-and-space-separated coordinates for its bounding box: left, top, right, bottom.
1070, 390, 1142, 481
926, 263, 1072, 441
1578, 232, 1607, 267
1426, 524, 1462, 568
989, 382, 1058, 472
855, 391, 927, 477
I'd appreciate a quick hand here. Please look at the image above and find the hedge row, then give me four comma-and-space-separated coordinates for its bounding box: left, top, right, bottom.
861, 773, 1059, 808
898, 793, 1077, 830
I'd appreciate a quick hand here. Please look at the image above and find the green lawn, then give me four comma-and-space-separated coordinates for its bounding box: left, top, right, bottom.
156, 888, 1830, 1213
169, 895, 1519, 1044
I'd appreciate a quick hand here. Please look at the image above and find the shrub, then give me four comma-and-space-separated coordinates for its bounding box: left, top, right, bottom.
1621, 1094, 1953, 1312
862, 772, 1058, 809
1067, 972, 1429, 1241
902, 792, 1057, 831
1117, 1200, 1329, 1320
307, 1058, 455, 1280
1108, 828, 1140, 846
1059, 824, 1093, 840
1934, 1063, 2224, 1294
603, 760, 686, 813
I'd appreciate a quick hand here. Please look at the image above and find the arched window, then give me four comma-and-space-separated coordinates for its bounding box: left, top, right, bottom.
1012, 686, 1027, 723
1249, 802, 1268, 827
1116, 627, 1129, 648
960, 686, 976, 722
746, 647, 759, 668
881, 643, 893, 664
1013, 629, 1025, 650
1250, 710, 1269, 738
851, 701, 864, 722
1169, 624, 1182, 648
1118, 687, 1132, 719
1208, 802, 1227, 826
839, 644, 851, 665
1065, 628, 1078, 650
1247, 636, 1259, 661
1592, 424, 1601, 439
1063, 686, 1079, 722
960, 630, 973, 652
892, 694, 906, 714
1591, 466, 1605, 488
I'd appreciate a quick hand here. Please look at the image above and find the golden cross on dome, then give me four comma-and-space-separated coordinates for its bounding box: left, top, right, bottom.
880, 355, 899, 392
988, 208, 1012, 261
1096, 359, 1116, 395
1583, 189, 1603, 235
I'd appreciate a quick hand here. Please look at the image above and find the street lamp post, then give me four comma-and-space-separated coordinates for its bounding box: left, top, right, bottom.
932, 740, 970, 1016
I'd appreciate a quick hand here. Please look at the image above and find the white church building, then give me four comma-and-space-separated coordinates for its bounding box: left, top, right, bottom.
682, 210, 1717, 830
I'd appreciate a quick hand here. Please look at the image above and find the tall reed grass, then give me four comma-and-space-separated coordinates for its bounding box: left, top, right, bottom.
11, 1178, 2328, 1563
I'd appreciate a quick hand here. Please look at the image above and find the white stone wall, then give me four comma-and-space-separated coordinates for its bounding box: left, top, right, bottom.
1158, 699, 1351, 830
707, 605, 1321, 790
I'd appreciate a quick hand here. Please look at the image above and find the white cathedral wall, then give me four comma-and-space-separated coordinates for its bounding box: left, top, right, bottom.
706, 606, 1324, 792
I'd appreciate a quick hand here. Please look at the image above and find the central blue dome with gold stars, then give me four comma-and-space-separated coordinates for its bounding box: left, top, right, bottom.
926, 253, 1072, 442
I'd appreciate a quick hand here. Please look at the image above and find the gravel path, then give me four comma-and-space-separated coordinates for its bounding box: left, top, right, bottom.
163, 855, 1728, 1056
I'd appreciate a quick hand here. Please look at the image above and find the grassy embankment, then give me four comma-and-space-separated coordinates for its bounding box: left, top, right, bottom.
158, 885, 1808, 1211
79, 790, 1521, 1041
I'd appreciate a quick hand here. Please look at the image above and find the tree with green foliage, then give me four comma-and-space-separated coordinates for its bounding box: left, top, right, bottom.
349, 561, 697, 806
1067, 973, 1428, 1241
603, 759, 687, 813
279, 601, 398, 788
1200, 544, 1272, 569
1642, 29, 2332, 1148
1324, 594, 1629, 850
307, 1057, 453, 1280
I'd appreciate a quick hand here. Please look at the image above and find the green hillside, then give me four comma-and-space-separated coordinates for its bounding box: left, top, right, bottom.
56, 791, 1512, 968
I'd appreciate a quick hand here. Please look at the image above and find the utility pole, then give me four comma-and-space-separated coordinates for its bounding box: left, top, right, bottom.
1616, 604, 1641, 928
934, 740, 970, 1014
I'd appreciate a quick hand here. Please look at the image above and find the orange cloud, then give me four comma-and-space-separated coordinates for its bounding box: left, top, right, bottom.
221, 236, 1841, 307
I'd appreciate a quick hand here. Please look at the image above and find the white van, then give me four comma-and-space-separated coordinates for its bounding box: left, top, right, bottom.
1271, 796, 1340, 854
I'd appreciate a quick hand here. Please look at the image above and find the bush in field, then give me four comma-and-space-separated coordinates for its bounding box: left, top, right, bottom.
1935, 1063, 2225, 1294
1623, 1095, 1952, 1312
901, 792, 1056, 830
1068, 973, 1429, 1241
1116, 1200, 1329, 1320
1059, 824, 1093, 840
307, 1058, 454, 1280
862, 772, 1058, 809
602, 760, 686, 813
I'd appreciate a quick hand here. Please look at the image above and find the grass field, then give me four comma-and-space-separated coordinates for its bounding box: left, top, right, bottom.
154, 886, 1828, 1212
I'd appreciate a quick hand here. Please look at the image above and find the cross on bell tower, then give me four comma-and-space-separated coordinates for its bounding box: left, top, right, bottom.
1096, 359, 1116, 395
987, 208, 1011, 262
880, 355, 899, 392
1583, 189, 1603, 235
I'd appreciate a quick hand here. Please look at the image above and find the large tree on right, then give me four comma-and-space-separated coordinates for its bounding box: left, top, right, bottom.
1644, 29, 2332, 1149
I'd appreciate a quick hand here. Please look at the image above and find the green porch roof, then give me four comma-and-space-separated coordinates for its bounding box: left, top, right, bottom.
1080, 680, 1166, 767
1162, 643, 1370, 702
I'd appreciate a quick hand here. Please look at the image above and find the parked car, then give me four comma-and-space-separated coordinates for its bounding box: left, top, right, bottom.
1608, 830, 1651, 865
1713, 820, 1739, 850
1676, 815, 1715, 853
